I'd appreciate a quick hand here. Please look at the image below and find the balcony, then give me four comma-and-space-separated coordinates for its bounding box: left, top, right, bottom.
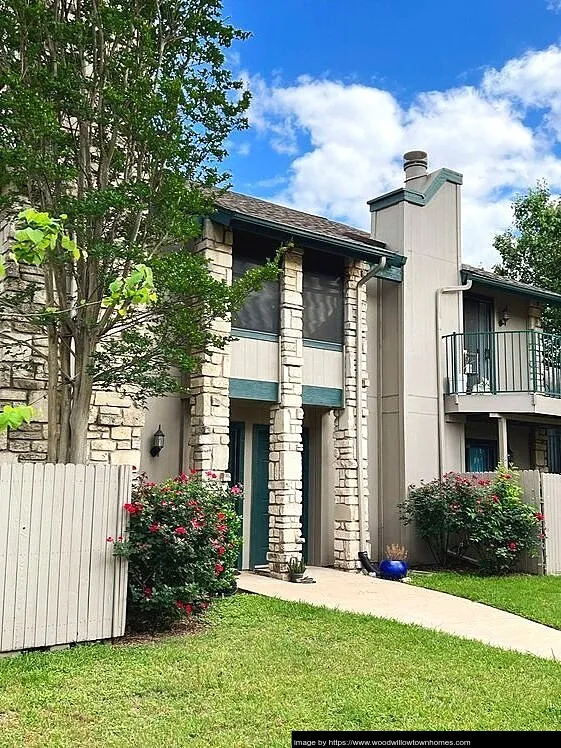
443, 330, 561, 417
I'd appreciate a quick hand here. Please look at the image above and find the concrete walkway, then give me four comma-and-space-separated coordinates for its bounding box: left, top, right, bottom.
238, 566, 561, 661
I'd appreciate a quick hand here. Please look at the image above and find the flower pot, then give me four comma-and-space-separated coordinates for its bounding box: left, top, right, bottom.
289, 572, 305, 583
378, 559, 408, 581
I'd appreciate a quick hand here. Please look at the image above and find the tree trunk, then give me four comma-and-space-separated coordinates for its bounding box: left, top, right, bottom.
57, 333, 72, 462
46, 327, 60, 463
67, 334, 94, 464
68, 373, 93, 464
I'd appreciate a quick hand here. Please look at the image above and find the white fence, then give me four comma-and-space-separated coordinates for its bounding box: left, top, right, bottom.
472, 469, 561, 575
0, 463, 130, 654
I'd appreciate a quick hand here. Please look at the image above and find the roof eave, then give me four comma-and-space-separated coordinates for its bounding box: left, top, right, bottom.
213, 209, 407, 267
461, 268, 561, 307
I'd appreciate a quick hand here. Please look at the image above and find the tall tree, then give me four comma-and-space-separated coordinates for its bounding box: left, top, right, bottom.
494, 182, 561, 334
0, 1, 279, 463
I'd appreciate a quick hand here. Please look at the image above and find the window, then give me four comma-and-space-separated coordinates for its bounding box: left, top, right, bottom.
303, 251, 343, 344
465, 439, 497, 472
232, 232, 280, 335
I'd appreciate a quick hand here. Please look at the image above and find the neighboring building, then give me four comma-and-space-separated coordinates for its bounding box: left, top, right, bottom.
140, 150, 561, 575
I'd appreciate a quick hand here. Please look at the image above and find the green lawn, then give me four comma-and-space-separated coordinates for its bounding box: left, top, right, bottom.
409, 571, 561, 629
1, 594, 561, 745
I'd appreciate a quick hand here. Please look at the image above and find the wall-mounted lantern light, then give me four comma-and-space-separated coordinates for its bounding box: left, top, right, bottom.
150, 425, 165, 457
498, 307, 510, 327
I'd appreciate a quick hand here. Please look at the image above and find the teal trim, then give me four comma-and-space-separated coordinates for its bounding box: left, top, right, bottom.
302, 385, 343, 407
461, 268, 561, 307
212, 210, 407, 268
303, 339, 343, 352
230, 378, 278, 402
375, 264, 403, 283
367, 168, 463, 212
231, 327, 279, 343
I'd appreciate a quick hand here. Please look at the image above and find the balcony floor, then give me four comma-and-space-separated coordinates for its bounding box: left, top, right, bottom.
444, 391, 561, 418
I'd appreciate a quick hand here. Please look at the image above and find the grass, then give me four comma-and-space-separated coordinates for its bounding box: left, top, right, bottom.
409, 571, 561, 630
1, 594, 561, 745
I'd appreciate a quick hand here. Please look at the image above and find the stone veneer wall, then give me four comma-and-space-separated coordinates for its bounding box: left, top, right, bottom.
333, 259, 370, 570
0, 254, 143, 466
531, 427, 549, 472
187, 219, 232, 476
267, 249, 304, 577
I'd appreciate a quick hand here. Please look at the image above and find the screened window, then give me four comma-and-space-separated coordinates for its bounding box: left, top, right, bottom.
232, 232, 280, 335
303, 252, 344, 343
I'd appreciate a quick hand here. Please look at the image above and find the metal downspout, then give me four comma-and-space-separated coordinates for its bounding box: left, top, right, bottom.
436, 279, 472, 477
357, 256, 387, 556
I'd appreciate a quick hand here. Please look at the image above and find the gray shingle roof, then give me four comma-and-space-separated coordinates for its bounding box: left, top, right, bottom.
462, 264, 561, 306
215, 191, 387, 252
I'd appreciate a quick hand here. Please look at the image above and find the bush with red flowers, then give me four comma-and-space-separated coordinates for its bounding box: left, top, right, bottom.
469, 463, 544, 575
111, 471, 242, 631
399, 463, 544, 574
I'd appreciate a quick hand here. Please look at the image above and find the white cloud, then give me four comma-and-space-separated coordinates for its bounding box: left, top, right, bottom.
247, 45, 561, 268
546, 1, 561, 12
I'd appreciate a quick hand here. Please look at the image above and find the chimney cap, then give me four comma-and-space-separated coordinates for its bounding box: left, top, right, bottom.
404, 149, 428, 161
403, 150, 428, 179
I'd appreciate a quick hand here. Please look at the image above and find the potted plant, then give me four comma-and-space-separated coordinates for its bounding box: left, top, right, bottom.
378, 544, 408, 581
287, 556, 306, 582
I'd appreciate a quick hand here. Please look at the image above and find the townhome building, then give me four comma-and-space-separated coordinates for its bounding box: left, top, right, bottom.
139, 151, 561, 575
3, 150, 561, 576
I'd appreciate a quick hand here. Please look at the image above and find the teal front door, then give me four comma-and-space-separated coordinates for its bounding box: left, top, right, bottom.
250, 424, 270, 568
228, 422, 245, 569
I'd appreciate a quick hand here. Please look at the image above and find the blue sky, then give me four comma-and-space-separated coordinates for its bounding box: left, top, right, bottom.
220, 0, 561, 267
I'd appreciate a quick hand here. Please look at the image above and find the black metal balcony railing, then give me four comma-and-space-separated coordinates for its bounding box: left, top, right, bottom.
443, 330, 561, 397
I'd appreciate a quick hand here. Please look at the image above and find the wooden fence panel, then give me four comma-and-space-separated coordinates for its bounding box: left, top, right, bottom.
541, 473, 561, 575
516, 470, 543, 575
0, 463, 130, 653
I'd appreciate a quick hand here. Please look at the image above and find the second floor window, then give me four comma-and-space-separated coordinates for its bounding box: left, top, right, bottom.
303, 252, 344, 344
232, 231, 280, 335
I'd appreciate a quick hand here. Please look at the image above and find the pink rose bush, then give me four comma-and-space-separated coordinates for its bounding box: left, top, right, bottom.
110, 471, 243, 630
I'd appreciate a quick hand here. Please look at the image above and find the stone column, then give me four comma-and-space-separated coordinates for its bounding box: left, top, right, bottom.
531, 427, 549, 472
187, 220, 232, 476
268, 249, 304, 578
333, 259, 370, 570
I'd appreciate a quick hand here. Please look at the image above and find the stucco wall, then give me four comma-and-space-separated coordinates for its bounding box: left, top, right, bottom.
140, 395, 184, 482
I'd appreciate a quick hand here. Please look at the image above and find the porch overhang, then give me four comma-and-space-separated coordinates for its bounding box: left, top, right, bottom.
445, 392, 561, 419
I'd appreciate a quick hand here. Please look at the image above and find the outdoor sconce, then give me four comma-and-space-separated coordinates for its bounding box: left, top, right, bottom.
498, 307, 510, 327
150, 425, 165, 457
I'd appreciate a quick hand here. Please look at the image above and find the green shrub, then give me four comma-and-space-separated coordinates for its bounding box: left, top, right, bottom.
399, 464, 544, 574
398, 471, 489, 567
469, 464, 544, 574
110, 471, 242, 631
